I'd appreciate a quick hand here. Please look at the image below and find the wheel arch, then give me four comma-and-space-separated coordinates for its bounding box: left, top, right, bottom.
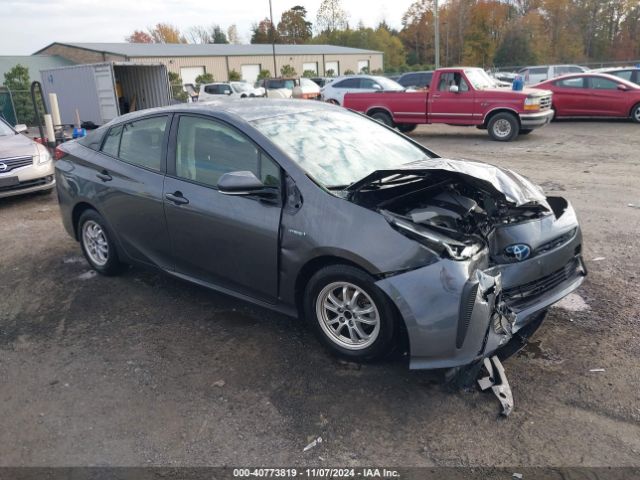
71, 201, 99, 240
483, 107, 521, 127
366, 106, 394, 121
629, 101, 640, 117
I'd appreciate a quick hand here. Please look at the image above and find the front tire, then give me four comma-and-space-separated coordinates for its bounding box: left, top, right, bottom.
488, 112, 519, 141
398, 123, 417, 133
631, 103, 640, 124
77, 209, 124, 276
303, 265, 397, 362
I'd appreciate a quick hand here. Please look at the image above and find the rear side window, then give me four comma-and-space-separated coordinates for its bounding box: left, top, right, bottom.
555, 77, 586, 88
568, 66, 585, 73
204, 84, 231, 95
175, 116, 280, 188
118, 116, 168, 171
360, 78, 380, 89
610, 70, 633, 81
334, 78, 359, 88
590, 77, 619, 90
530, 67, 548, 75
100, 125, 122, 156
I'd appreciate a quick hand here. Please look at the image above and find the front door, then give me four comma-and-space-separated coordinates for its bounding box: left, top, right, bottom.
163, 114, 282, 302
587, 76, 628, 116
428, 72, 476, 124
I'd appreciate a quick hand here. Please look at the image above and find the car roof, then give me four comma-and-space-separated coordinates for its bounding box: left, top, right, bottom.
537, 72, 640, 88
399, 71, 433, 76
108, 99, 339, 124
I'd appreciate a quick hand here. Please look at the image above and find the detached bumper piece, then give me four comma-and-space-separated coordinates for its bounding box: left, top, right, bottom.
478, 355, 514, 416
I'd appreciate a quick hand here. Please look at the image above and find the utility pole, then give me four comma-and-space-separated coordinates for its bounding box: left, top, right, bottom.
434, 0, 440, 69
269, 0, 277, 76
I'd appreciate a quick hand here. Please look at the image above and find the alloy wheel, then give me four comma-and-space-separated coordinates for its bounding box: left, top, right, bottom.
82, 220, 109, 266
315, 281, 380, 350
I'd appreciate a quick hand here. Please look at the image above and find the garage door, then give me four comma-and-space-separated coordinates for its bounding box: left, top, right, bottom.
325, 61, 339, 76
180, 66, 205, 86
303, 62, 318, 75
241, 65, 261, 84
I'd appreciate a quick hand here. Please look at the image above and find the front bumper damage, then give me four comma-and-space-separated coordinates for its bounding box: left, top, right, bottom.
375, 200, 587, 371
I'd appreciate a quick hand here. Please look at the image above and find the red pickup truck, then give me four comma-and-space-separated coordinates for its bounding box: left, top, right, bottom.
343, 67, 554, 141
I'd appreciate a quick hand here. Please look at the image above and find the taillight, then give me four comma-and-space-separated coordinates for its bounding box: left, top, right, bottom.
54, 146, 67, 160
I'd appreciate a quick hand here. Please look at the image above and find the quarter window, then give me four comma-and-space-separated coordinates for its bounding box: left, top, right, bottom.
175, 116, 280, 188
101, 125, 123, 157
118, 116, 168, 171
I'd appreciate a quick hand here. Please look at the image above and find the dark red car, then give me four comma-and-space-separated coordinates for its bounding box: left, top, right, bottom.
534, 73, 640, 122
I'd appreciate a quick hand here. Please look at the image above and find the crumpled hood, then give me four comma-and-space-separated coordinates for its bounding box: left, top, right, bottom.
0, 133, 38, 160
347, 157, 548, 208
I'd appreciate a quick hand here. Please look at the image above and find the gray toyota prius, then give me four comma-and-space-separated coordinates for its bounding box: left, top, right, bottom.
55, 100, 586, 370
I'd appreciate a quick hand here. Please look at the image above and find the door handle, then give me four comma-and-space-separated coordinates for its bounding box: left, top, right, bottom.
432, 94, 441, 98
96, 170, 112, 182
165, 191, 189, 205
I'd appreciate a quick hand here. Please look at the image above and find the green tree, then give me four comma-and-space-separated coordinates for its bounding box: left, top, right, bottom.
280, 65, 297, 77
2, 64, 41, 125
257, 69, 271, 80
251, 18, 280, 44
168, 71, 188, 102
494, 25, 538, 66
195, 73, 215, 90
278, 6, 312, 43
302, 70, 316, 77
228, 70, 241, 81
325, 68, 336, 77
344, 69, 355, 75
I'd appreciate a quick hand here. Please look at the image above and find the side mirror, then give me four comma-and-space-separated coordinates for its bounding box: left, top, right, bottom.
14, 124, 27, 133
449, 85, 460, 93
617, 84, 628, 91
372, 84, 382, 91
225, 90, 233, 95
218, 171, 265, 195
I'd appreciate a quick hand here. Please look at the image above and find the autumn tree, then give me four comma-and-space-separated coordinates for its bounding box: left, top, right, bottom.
126, 30, 153, 43
278, 6, 312, 44
316, 0, 348, 33
251, 18, 280, 44
227, 25, 241, 44
148, 23, 186, 43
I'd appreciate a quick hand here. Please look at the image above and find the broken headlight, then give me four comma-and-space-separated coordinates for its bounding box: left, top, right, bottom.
386, 214, 483, 261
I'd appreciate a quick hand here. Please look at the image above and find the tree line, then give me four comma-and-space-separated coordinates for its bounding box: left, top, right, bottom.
127, 0, 640, 73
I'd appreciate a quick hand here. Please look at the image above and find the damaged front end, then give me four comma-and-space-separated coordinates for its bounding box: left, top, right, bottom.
349, 158, 586, 370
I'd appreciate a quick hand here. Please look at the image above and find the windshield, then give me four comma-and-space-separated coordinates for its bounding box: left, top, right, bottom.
251, 109, 432, 188
231, 82, 251, 93
0, 119, 15, 136
464, 69, 498, 90
374, 76, 405, 91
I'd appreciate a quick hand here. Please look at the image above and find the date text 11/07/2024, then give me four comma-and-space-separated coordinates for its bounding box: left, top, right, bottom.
232, 468, 401, 478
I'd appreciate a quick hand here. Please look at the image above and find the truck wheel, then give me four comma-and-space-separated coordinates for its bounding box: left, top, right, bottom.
303, 264, 397, 362
398, 124, 417, 133
370, 111, 394, 127
631, 103, 640, 124
520, 129, 533, 135
488, 112, 520, 141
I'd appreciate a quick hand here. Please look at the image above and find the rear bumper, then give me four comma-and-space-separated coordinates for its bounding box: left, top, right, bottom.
520, 109, 554, 129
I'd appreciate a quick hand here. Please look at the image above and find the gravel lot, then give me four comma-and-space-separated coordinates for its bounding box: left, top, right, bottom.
1, 119, 639, 468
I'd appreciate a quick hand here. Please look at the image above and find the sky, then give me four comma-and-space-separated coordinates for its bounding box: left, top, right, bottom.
0, 0, 417, 55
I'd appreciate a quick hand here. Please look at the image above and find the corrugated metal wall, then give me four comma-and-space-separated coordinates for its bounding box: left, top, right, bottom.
132, 53, 384, 82
113, 64, 171, 112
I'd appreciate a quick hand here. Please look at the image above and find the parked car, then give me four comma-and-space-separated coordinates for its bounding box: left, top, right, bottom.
55, 100, 586, 370
309, 77, 335, 88
198, 82, 264, 101
344, 67, 554, 141
255, 78, 297, 99
596, 67, 640, 86
320, 75, 404, 105
533, 73, 640, 122
518, 65, 588, 85
292, 77, 321, 100
397, 71, 434, 89
0, 118, 55, 198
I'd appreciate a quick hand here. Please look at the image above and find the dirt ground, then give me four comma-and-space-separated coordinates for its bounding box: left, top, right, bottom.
1, 119, 639, 468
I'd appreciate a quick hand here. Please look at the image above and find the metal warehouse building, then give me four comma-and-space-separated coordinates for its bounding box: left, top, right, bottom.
34, 42, 383, 85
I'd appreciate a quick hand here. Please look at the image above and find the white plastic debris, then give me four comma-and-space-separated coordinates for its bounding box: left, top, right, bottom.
77, 270, 97, 280
513, 474, 523, 479
591, 257, 605, 262
554, 293, 590, 312
303, 436, 323, 452
212, 380, 225, 387
589, 368, 605, 373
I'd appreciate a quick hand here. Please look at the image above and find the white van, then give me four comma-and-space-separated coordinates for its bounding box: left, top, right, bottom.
518, 65, 589, 85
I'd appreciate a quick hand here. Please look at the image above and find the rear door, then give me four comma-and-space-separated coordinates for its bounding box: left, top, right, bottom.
428, 72, 475, 124
551, 76, 590, 116
91, 114, 173, 268
163, 114, 282, 302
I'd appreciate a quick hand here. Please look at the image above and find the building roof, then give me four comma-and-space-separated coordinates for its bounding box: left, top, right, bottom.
0, 55, 74, 82
34, 42, 382, 57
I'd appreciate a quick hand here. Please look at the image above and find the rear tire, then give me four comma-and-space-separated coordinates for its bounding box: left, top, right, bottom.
77, 209, 124, 276
303, 265, 397, 362
398, 123, 417, 133
631, 103, 640, 124
370, 111, 394, 128
488, 112, 520, 141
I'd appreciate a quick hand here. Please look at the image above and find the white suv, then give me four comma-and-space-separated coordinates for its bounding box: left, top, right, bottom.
518, 65, 588, 85
320, 75, 404, 105
0, 118, 54, 198
198, 82, 265, 101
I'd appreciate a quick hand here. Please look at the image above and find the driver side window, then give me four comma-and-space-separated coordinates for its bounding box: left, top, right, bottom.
438, 73, 469, 92
175, 116, 280, 188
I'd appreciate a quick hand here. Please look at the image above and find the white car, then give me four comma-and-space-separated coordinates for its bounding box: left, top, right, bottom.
0, 118, 55, 198
517, 65, 589, 85
198, 82, 264, 101
320, 75, 405, 105
292, 78, 321, 100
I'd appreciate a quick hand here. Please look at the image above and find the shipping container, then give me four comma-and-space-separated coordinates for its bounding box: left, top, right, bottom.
40, 62, 172, 126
